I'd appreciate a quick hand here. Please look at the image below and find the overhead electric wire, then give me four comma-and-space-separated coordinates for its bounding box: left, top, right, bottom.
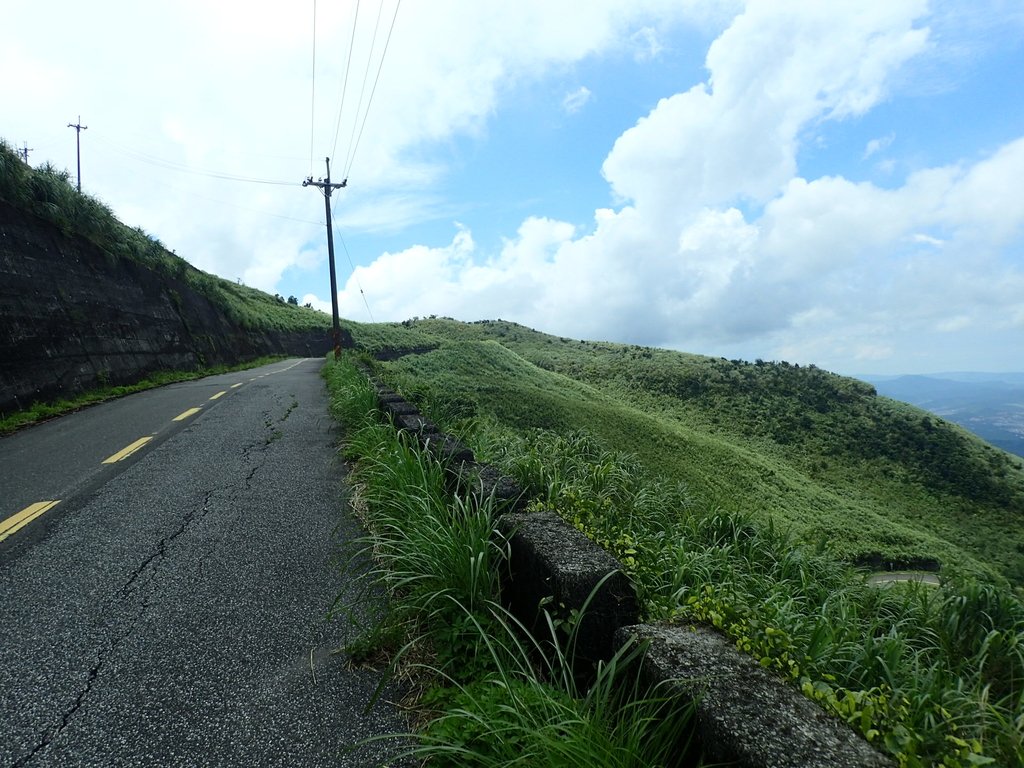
330, 0, 362, 165
339, 231, 375, 322
93, 135, 301, 186
341, 0, 386, 177
343, 0, 401, 181
329, 190, 374, 322
309, 0, 317, 177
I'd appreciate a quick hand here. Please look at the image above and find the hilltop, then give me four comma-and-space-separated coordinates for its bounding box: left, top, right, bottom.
342, 317, 1024, 587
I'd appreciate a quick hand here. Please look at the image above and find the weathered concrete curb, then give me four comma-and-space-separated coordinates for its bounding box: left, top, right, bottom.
615, 624, 894, 768
355, 361, 892, 767
496, 511, 639, 678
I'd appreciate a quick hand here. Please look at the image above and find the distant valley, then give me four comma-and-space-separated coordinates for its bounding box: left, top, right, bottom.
863, 373, 1024, 458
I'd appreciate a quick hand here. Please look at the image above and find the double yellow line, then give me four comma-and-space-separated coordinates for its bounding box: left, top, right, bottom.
0, 500, 60, 543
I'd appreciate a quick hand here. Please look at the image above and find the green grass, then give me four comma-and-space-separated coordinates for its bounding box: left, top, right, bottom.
323, 354, 702, 766
0, 356, 287, 434
473, 426, 1023, 766
339, 317, 1024, 587
329, 318, 1024, 766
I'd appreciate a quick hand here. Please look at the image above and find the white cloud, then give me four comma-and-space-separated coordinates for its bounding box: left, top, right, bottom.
631, 27, 664, 61
601, 1, 929, 213
1, 0, 705, 296
335, 0, 1024, 373
5, 1, 1022, 374
562, 86, 593, 114
911, 233, 945, 247
864, 132, 896, 158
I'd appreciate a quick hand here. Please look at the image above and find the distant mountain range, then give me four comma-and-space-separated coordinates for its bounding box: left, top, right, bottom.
862, 373, 1024, 458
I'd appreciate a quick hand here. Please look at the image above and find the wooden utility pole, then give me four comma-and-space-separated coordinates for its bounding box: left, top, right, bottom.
303, 157, 347, 359
18, 142, 33, 164
67, 116, 87, 192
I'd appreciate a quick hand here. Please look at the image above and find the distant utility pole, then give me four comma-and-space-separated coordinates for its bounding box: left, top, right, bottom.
67, 115, 87, 192
303, 157, 347, 360
18, 142, 33, 164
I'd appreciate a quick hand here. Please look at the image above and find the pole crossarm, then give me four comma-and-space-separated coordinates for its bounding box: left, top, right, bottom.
302, 176, 347, 194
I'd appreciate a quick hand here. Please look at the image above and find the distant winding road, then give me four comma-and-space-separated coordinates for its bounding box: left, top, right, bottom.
0, 359, 407, 766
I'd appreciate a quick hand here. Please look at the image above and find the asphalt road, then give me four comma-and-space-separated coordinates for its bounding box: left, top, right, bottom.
0, 358, 409, 766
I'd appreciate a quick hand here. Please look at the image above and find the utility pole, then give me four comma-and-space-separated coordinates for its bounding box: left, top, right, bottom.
303, 157, 347, 360
67, 115, 87, 192
18, 142, 34, 164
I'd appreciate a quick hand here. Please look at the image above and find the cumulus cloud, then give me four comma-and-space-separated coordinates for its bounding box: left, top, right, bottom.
331, 0, 1024, 372
0, 0, 701, 295
6, 0, 1021, 373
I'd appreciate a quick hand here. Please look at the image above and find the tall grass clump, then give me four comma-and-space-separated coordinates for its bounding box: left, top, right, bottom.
322, 356, 703, 766
412, 599, 698, 767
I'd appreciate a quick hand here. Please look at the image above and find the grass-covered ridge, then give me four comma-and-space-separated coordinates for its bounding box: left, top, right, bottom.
325, 351, 1023, 767
341, 317, 1024, 587
0, 139, 330, 334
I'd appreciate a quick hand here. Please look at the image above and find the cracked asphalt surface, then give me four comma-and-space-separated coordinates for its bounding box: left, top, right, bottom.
0, 359, 409, 766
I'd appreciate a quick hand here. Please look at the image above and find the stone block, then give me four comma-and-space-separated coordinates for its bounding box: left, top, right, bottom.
422, 433, 474, 465
394, 413, 438, 435
613, 624, 894, 768
496, 511, 639, 682
381, 399, 420, 419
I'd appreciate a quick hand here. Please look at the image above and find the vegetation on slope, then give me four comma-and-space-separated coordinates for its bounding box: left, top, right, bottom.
340, 317, 1024, 587
0, 139, 330, 333
326, 351, 1024, 767
323, 357, 700, 766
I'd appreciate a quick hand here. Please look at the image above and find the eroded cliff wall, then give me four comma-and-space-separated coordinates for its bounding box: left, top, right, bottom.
0, 200, 330, 414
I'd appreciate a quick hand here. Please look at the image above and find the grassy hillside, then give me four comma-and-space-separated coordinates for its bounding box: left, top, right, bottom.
342, 317, 1024, 587
0, 139, 330, 333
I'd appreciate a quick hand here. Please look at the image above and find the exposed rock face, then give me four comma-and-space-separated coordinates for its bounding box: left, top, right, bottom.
0, 201, 330, 414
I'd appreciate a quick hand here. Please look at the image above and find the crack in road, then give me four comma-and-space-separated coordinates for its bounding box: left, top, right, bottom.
9, 393, 300, 766
120, 490, 215, 600
11, 487, 225, 766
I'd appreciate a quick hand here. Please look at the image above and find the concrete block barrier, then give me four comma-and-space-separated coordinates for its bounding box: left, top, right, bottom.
614, 624, 893, 768
352, 361, 892, 767
496, 510, 639, 681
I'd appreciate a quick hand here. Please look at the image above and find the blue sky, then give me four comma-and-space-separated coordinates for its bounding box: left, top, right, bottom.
2, 1, 1023, 375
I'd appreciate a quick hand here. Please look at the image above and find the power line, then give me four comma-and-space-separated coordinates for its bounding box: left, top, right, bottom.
342, 0, 386, 176
330, 0, 362, 164
309, 0, 317, 177
91, 135, 301, 186
330, 202, 375, 323
343, 0, 401, 180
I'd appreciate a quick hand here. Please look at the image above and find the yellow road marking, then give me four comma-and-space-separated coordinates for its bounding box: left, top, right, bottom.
230, 383, 243, 389
209, 391, 227, 401
102, 436, 153, 464
172, 407, 202, 422
0, 500, 60, 542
